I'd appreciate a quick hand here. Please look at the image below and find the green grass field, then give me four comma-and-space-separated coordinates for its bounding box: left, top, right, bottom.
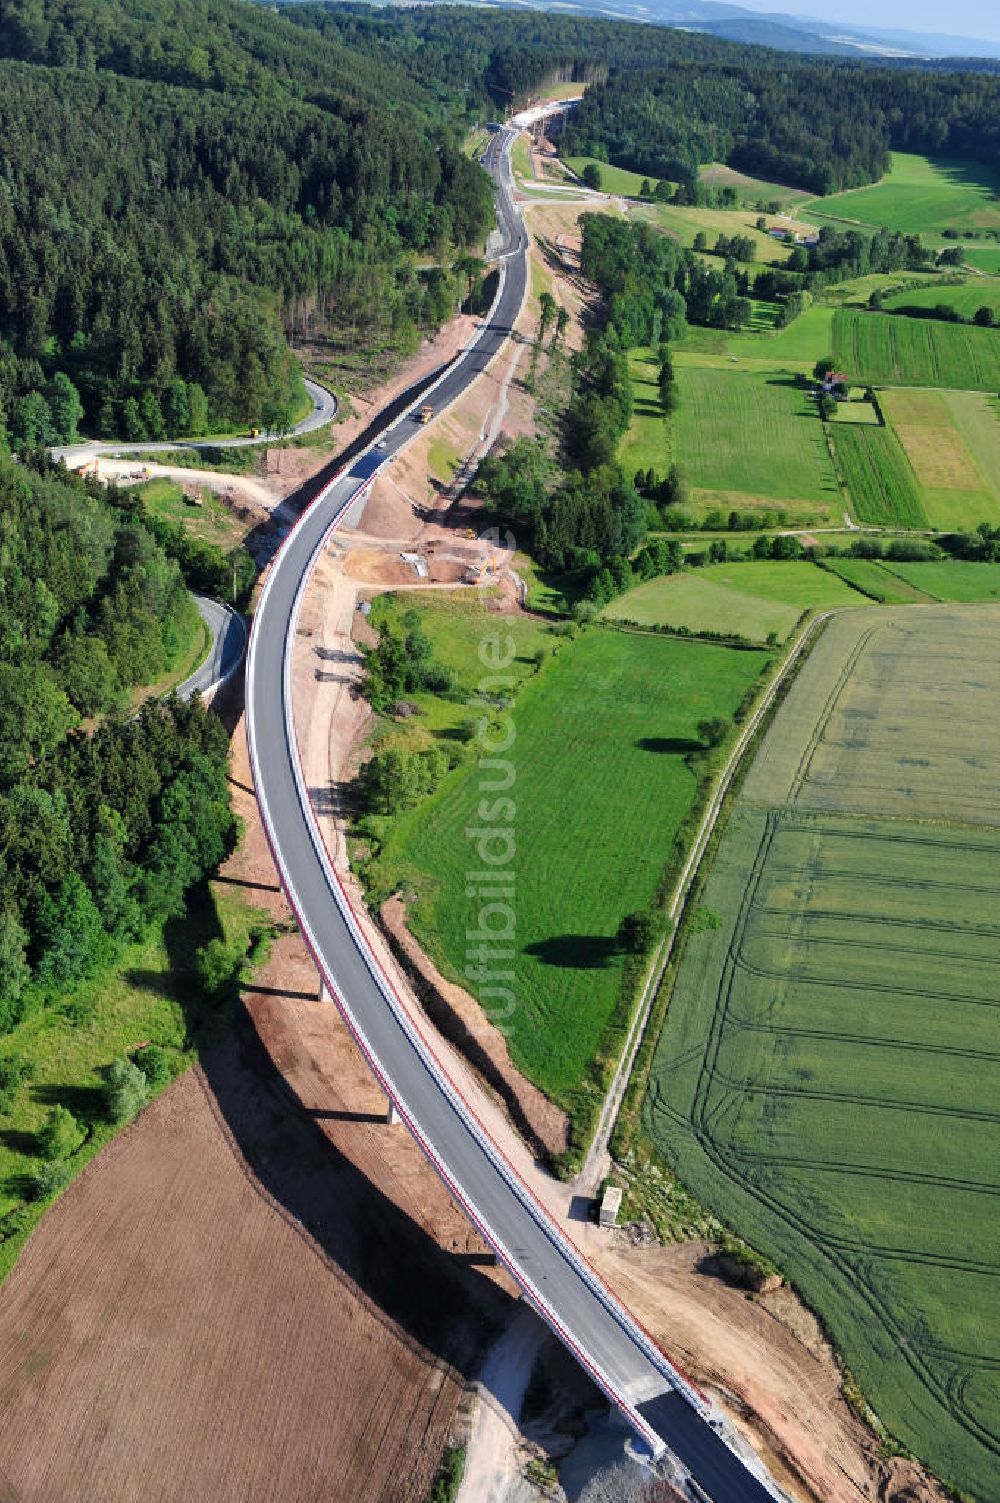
877, 388, 1000, 530
368, 592, 553, 738
821, 270, 950, 309
803, 151, 1000, 235
645, 605, 1000, 1498
833, 309, 1000, 390
511, 132, 533, 182
604, 561, 863, 642
956, 246, 1000, 275
829, 394, 880, 424
698, 163, 810, 210
676, 305, 835, 368
0, 879, 262, 1282
638, 202, 806, 267
673, 364, 840, 513
883, 281, 1000, 321
137, 478, 251, 552
564, 156, 656, 197
821, 557, 936, 603
621, 349, 671, 476
883, 560, 1000, 602
368, 626, 767, 1125
830, 423, 927, 528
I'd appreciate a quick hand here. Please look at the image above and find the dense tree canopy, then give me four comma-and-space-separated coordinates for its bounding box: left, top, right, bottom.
0, 0, 496, 440
563, 51, 1000, 194
0, 458, 238, 1028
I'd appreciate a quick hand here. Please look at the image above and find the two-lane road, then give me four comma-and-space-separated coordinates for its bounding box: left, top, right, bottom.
179, 596, 246, 703
246, 117, 785, 1503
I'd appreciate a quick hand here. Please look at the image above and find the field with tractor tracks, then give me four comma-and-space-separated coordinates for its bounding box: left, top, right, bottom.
645, 606, 1000, 1500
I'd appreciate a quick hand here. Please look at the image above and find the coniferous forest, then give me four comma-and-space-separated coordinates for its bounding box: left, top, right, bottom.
0, 0, 999, 444
0, 455, 238, 1028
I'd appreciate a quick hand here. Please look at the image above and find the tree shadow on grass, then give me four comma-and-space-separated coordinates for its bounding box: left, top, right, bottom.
31, 1081, 106, 1123
636, 736, 703, 756
525, 934, 619, 968
0, 1128, 40, 1156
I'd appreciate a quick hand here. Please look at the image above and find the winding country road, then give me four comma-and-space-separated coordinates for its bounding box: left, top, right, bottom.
52, 376, 337, 465
245, 112, 787, 1503
178, 596, 247, 703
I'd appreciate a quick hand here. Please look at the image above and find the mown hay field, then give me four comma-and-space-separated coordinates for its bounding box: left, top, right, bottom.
673, 364, 840, 509
369, 627, 767, 1116
603, 561, 864, 641
877, 388, 1000, 531
645, 605, 1000, 1499
833, 309, 1000, 390
829, 423, 926, 528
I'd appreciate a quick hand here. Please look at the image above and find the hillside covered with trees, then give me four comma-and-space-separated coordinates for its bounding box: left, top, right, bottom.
0, 456, 237, 1030
0, 0, 496, 442
2, 0, 998, 441
562, 53, 1000, 196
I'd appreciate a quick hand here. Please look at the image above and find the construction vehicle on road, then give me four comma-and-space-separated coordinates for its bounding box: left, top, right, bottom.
417, 404, 433, 424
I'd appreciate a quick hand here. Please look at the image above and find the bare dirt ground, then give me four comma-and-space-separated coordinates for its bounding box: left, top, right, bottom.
93, 453, 288, 514
589, 1245, 952, 1503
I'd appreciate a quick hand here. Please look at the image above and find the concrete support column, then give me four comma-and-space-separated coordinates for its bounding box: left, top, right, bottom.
386, 1099, 401, 1127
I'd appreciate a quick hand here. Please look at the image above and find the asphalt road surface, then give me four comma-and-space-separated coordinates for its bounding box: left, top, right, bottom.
246, 117, 785, 1503
178, 596, 246, 702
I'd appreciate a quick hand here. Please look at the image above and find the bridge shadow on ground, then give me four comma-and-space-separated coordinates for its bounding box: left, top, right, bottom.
197, 995, 513, 1375
33, 879, 511, 1376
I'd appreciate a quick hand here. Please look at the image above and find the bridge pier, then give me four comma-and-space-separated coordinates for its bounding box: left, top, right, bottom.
386, 1099, 401, 1126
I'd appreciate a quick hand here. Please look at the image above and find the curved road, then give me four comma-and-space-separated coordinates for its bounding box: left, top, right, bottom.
246, 117, 785, 1503
52, 376, 337, 465
179, 596, 247, 703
